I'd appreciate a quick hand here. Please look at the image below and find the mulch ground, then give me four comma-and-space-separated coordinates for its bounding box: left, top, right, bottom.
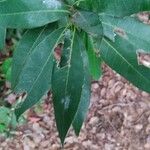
0, 65, 150, 150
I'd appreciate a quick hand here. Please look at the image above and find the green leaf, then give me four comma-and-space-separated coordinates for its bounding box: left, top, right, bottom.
0, 107, 11, 126
12, 24, 58, 89
6, 67, 11, 82
0, 26, 5, 50
14, 27, 66, 119
2, 58, 12, 82
0, 0, 69, 50
65, 0, 75, 5
0, 0, 69, 28
100, 36, 150, 93
52, 29, 85, 144
72, 10, 103, 39
99, 14, 150, 93
72, 71, 91, 136
78, 0, 103, 13
84, 34, 102, 80
0, 107, 17, 131
99, 14, 150, 53
2, 58, 12, 75
72, 34, 91, 135
0, 124, 6, 133
79, 0, 150, 17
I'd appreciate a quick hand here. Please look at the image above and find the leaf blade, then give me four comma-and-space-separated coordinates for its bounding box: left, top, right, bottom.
14, 27, 66, 118
12, 24, 57, 89
79, 0, 150, 17
0, 0, 69, 28
72, 10, 103, 39
0, 26, 5, 50
72, 34, 91, 135
84, 34, 102, 80
52, 29, 85, 144
99, 14, 150, 52
100, 36, 150, 93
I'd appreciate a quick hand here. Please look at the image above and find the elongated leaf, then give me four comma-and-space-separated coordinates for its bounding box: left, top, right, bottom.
0, 0, 69, 28
72, 71, 91, 136
15, 27, 66, 118
100, 14, 150, 92
58, 32, 92, 142
79, 0, 150, 17
0, 0, 69, 50
12, 24, 57, 89
100, 36, 150, 93
72, 10, 103, 39
59, 33, 91, 135
0, 26, 5, 50
52, 30, 85, 144
84, 34, 102, 80
99, 14, 150, 53
72, 34, 91, 135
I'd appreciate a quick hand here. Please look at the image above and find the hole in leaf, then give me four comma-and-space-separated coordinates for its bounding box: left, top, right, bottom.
54, 43, 63, 62
137, 51, 150, 68
15, 92, 27, 109
137, 12, 150, 24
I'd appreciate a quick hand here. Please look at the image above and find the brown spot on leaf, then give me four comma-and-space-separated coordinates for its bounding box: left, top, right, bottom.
114, 28, 127, 39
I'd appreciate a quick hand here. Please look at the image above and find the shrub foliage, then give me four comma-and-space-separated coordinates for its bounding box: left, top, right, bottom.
0, 0, 150, 143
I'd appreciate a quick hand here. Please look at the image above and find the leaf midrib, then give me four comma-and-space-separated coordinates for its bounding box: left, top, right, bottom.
0, 10, 70, 16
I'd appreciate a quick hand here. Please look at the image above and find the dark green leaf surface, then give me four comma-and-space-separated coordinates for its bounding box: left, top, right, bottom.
72, 10, 103, 39
0, 124, 6, 133
72, 34, 91, 135
99, 14, 150, 52
72, 71, 91, 136
56, 32, 91, 136
2, 0, 150, 144
6, 67, 11, 82
0, 0, 69, 50
2, 58, 12, 82
84, 34, 102, 80
0, 26, 5, 50
2, 58, 12, 75
0, 107, 11, 126
0, 0, 69, 28
52, 30, 85, 144
79, 0, 150, 17
99, 14, 150, 92
12, 24, 57, 89
65, 0, 75, 5
15, 27, 66, 118
78, 0, 104, 13
100, 36, 150, 93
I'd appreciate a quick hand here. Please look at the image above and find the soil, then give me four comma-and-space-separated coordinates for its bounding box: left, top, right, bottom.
0, 64, 150, 150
